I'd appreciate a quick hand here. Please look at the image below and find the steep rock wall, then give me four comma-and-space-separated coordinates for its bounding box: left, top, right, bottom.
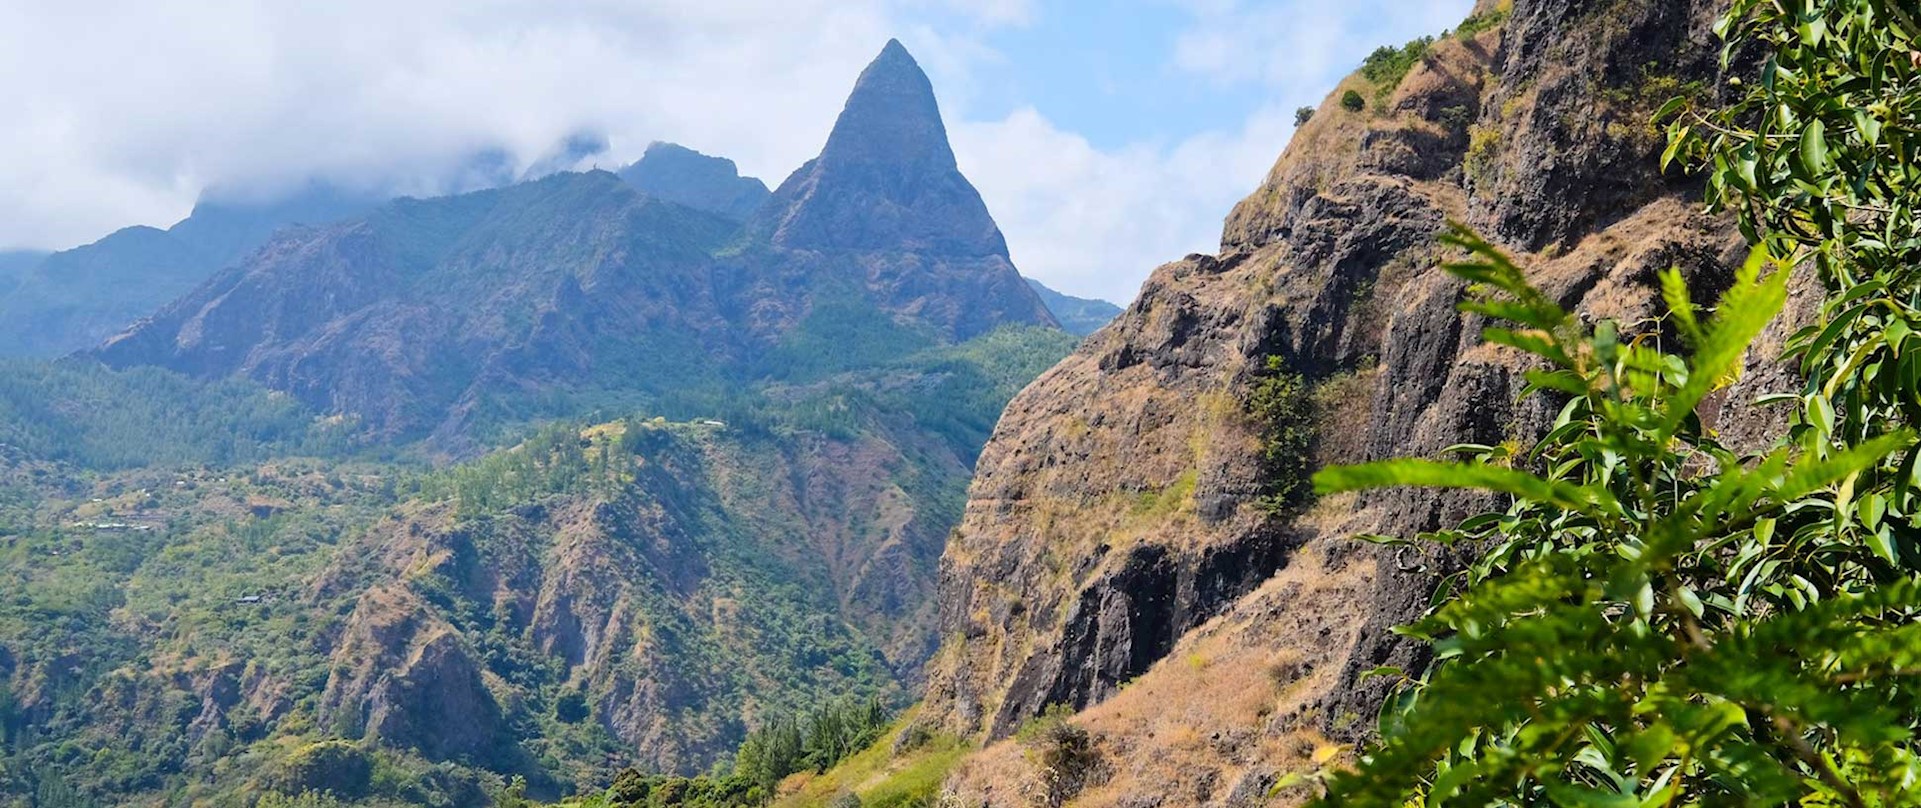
927, 1, 1766, 803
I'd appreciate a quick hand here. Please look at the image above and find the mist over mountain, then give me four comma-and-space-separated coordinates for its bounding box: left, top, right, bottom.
95, 40, 1055, 444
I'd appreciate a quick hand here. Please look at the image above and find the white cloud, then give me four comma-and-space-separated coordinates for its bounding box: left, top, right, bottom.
950, 0, 1474, 303
0, 0, 1473, 310
0, 0, 903, 248
953, 106, 1291, 304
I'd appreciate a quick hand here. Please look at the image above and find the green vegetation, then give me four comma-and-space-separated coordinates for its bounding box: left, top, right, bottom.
1248, 357, 1316, 514
1340, 90, 1366, 113
772, 712, 969, 808
1295, 106, 1316, 127
523, 699, 901, 808
1463, 124, 1502, 185
734, 697, 890, 794
0, 315, 1071, 806
0, 360, 367, 468
1452, 4, 1510, 39
1359, 36, 1434, 99
1303, 3, 1921, 803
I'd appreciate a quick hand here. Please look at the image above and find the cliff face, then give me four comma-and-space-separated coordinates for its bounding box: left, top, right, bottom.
926, 1, 1762, 803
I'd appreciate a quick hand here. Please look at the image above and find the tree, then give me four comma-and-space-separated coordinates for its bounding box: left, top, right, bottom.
1297, 2, 1921, 802
1296, 106, 1316, 127
1340, 90, 1366, 112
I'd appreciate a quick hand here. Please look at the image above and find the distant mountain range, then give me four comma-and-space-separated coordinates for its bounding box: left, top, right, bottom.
0, 72, 1117, 365
0, 186, 384, 357
1023, 278, 1123, 336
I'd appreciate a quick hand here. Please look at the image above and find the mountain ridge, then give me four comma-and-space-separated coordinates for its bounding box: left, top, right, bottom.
618, 142, 771, 221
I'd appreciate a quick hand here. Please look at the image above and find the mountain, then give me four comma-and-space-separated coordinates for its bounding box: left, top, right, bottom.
98, 171, 745, 442
906, 1, 1782, 804
0, 185, 382, 358
98, 40, 1056, 442
1023, 279, 1122, 336
0, 40, 1081, 806
618, 142, 771, 221
0, 250, 44, 300
748, 39, 1056, 341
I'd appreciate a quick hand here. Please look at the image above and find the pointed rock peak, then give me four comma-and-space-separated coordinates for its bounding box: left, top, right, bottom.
820, 39, 954, 174
756, 39, 1007, 257
619, 141, 770, 221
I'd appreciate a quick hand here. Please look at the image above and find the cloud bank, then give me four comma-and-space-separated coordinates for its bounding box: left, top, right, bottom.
0, 0, 1470, 304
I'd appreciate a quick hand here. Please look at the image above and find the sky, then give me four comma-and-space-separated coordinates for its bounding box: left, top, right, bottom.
0, 0, 1473, 305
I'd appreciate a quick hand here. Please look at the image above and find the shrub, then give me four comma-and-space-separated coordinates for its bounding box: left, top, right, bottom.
1359, 37, 1433, 89
1295, 106, 1315, 127
270, 741, 373, 799
1248, 357, 1316, 513
1307, 218, 1921, 801
1340, 90, 1366, 112
1029, 719, 1098, 808
1453, 5, 1510, 39
1463, 123, 1501, 184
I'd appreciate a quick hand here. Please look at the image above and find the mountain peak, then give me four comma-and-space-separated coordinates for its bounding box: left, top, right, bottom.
618, 141, 770, 221
823, 39, 953, 176
754, 40, 1007, 257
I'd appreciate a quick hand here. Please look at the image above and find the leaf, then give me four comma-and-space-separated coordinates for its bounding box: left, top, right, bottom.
1313, 460, 1618, 516
1776, 431, 1915, 501
1807, 394, 1835, 437
1661, 248, 1789, 440
1867, 528, 1898, 566
1660, 266, 1703, 346
1311, 744, 1346, 765
1546, 783, 1640, 808
1676, 585, 1705, 618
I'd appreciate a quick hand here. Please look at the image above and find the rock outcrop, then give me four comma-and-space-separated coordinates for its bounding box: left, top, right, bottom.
747, 39, 1057, 341
618, 142, 770, 222
926, 1, 1764, 803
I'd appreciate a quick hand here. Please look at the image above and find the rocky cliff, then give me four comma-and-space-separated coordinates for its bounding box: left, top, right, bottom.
747, 40, 1057, 342
923, 1, 1764, 803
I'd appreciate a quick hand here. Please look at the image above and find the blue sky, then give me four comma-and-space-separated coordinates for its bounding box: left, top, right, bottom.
0, 0, 1475, 303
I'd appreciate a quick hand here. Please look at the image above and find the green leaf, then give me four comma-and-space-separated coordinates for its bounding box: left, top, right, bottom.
1676, 585, 1705, 618
1661, 248, 1789, 440
1546, 783, 1640, 808
1313, 460, 1618, 516
1867, 528, 1898, 566
1776, 431, 1915, 501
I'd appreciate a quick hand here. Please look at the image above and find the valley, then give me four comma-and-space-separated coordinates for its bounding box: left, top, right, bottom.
5, 0, 1919, 806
